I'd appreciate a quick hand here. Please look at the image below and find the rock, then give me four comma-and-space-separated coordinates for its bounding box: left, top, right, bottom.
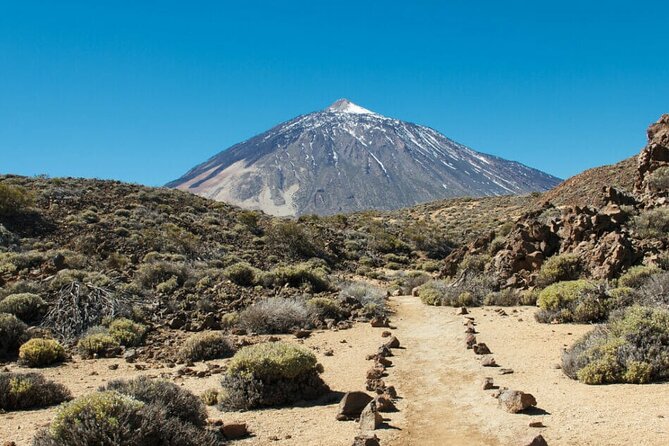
108, 363, 119, 370
168, 314, 186, 329
482, 377, 495, 390
230, 327, 247, 335
381, 331, 392, 338
455, 306, 468, 315
366, 378, 386, 392
123, 349, 138, 363
499, 368, 514, 375
377, 346, 393, 357
465, 326, 476, 334
481, 356, 497, 367
366, 367, 385, 380
198, 313, 220, 330
359, 401, 383, 431
294, 329, 312, 339
465, 334, 477, 349
352, 434, 381, 446
384, 336, 400, 349
411, 286, 421, 297
370, 317, 389, 328
497, 390, 537, 413
337, 392, 373, 419
473, 343, 491, 355
374, 394, 397, 412
529, 421, 545, 428
385, 385, 398, 399
222, 423, 248, 440
522, 434, 548, 446
324, 349, 334, 357
52, 253, 66, 271
392, 289, 402, 297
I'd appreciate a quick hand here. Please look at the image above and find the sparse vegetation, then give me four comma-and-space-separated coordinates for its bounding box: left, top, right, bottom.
632, 207, 669, 239
617, 265, 661, 288
0, 183, 33, 217
108, 318, 147, 347
223, 261, 259, 286
537, 254, 582, 287
76, 331, 120, 358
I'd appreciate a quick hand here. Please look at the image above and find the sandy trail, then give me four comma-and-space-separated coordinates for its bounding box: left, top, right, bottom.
387, 295, 669, 446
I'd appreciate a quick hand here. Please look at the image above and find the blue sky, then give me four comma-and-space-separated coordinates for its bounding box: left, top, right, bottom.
1, 1, 668, 185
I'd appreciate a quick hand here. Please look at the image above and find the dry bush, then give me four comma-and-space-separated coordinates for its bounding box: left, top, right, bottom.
0, 372, 71, 411
239, 298, 310, 334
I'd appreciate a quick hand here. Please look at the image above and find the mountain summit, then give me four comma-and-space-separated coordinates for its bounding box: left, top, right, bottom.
167, 100, 561, 216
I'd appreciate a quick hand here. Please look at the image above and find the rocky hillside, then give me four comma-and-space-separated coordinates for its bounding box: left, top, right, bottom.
168, 99, 561, 216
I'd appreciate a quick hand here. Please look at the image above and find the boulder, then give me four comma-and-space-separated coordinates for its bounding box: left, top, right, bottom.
481, 356, 497, 367
370, 316, 390, 328
384, 336, 400, 349
359, 401, 383, 431
222, 423, 248, 440
482, 377, 495, 390
374, 394, 397, 412
465, 334, 477, 349
337, 392, 373, 419
497, 390, 537, 413
473, 343, 491, 355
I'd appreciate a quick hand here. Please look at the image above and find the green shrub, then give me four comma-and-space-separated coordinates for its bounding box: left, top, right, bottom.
220, 312, 240, 328
459, 254, 490, 273
239, 297, 310, 334
0, 312, 28, 358
267, 222, 320, 258
220, 342, 328, 410
200, 388, 220, 406
418, 274, 495, 307
76, 332, 120, 359
483, 288, 522, 306
108, 318, 147, 347
0, 293, 46, 322
537, 280, 597, 311
223, 262, 259, 286
0, 372, 71, 411
562, 306, 669, 384
537, 254, 582, 287
632, 207, 669, 239
307, 297, 346, 320
178, 331, 235, 362
0, 183, 33, 217
35, 390, 218, 446
102, 376, 208, 426
19, 338, 66, 367
227, 342, 318, 381
270, 262, 331, 292
618, 265, 661, 288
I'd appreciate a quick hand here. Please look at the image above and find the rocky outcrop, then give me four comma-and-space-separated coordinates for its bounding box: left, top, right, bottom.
635, 114, 669, 200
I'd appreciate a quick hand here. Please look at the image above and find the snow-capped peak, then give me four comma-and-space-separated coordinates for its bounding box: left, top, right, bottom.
326, 98, 376, 115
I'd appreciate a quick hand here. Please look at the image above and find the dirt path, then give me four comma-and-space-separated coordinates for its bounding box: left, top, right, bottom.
386, 295, 669, 446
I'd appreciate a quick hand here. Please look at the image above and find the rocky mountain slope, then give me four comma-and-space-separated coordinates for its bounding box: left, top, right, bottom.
168, 99, 561, 216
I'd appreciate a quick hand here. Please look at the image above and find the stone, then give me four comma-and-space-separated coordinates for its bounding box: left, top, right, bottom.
499, 368, 514, 375
294, 329, 312, 339
465, 334, 477, 349
366, 367, 385, 380
482, 377, 495, 390
473, 343, 491, 355
481, 356, 497, 367
529, 421, 545, 428
385, 385, 398, 399
123, 349, 138, 363
352, 434, 381, 446
359, 401, 383, 431
222, 423, 248, 440
377, 346, 393, 357
392, 289, 402, 297
167, 314, 186, 329
411, 286, 421, 297
381, 331, 392, 338
497, 390, 537, 413
522, 435, 548, 446
374, 394, 397, 412
370, 316, 389, 328
384, 336, 400, 349
455, 306, 468, 315
337, 392, 373, 419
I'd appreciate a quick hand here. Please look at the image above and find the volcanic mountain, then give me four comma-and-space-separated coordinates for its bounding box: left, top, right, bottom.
167, 99, 561, 216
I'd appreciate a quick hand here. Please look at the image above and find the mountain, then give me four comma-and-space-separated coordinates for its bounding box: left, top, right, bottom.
167, 99, 561, 216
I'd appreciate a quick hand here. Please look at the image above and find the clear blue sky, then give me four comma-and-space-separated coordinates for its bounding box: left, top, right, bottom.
1, 1, 668, 185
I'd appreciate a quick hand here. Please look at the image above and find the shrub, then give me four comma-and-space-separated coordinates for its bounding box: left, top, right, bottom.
419, 273, 495, 307
306, 297, 346, 320
200, 388, 220, 406
0, 372, 71, 411
178, 331, 235, 362
562, 306, 669, 384
220, 342, 328, 410
239, 298, 310, 334
632, 207, 669, 239
220, 312, 240, 328
267, 222, 320, 258
0, 293, 46, 322
102, 376, 208, 426
638, 271, 669, 306
108, 318, 147, 347
33, 391, 219, 446
537, 254, 582, 287
340, 282, 386, 309
646, 166, 669, 191
19, 338, 66, 367
537, 280, 597, 311
270, 262, 331, 292
458, 254, 490, 273
77, 332, 120, 359
223, 262, 259, 286
618, 265, 661, 288
0, 312, 28, 358
0, 183, 33, 217
483, 288, 523, 306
